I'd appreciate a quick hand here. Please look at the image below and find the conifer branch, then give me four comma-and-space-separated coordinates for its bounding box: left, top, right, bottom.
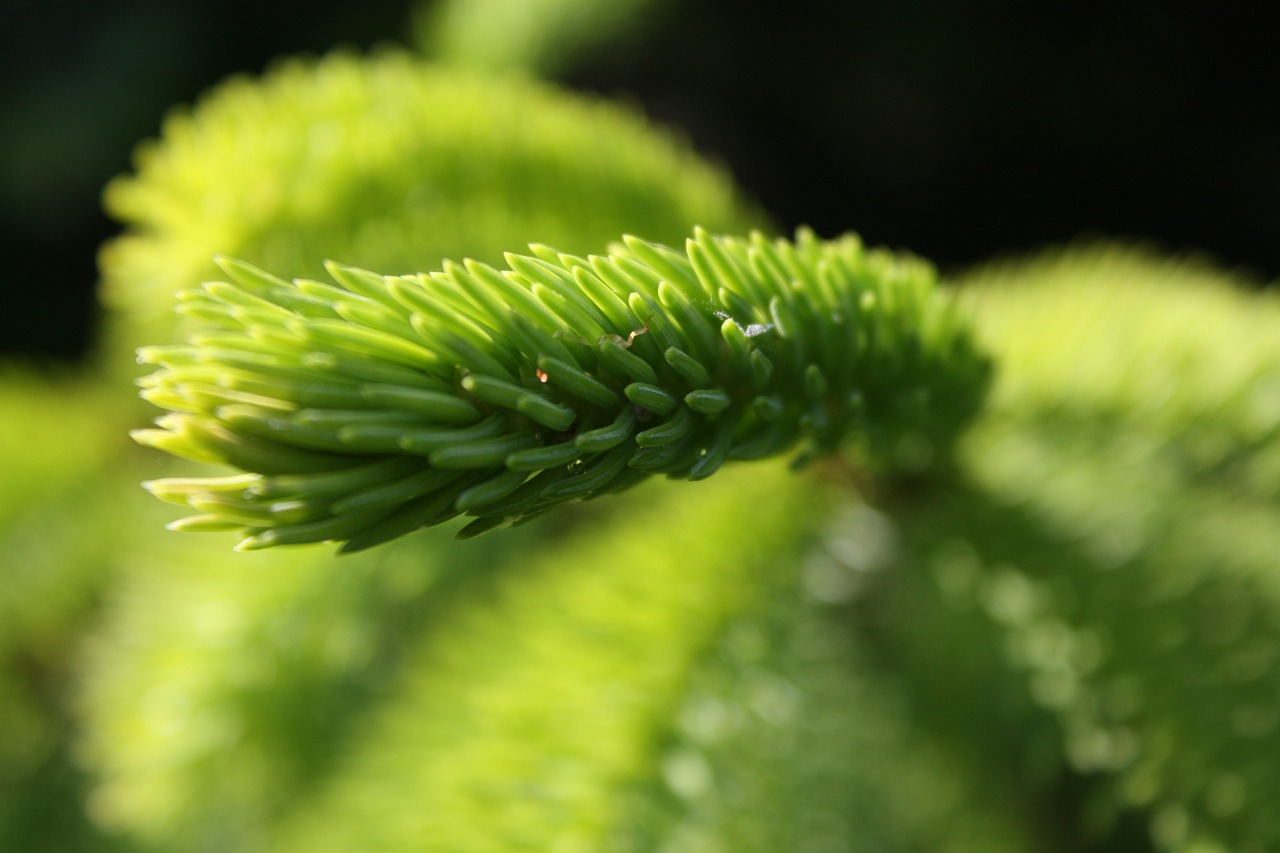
134, 228, 990, 551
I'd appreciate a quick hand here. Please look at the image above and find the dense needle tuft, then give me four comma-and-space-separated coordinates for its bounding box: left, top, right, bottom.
135, 228, 990, 550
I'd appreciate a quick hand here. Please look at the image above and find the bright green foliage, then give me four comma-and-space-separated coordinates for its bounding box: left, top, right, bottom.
75, 502, 555, 851
965, 246, 1280, 471
258, 465, 1032, 853
262, 464, 816, 851
862, 247, 1280, 852
133, 228, 989, 550
98, 51, 757, 365
77, 470, 1039, 853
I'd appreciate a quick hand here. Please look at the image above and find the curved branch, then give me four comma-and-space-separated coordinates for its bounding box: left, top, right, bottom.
134, 228, 991, 550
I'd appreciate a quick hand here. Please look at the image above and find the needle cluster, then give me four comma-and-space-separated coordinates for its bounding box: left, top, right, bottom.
135, 228, 989, 550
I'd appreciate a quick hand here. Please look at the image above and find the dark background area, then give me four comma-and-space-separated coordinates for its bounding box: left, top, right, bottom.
3, 0, 1276, 365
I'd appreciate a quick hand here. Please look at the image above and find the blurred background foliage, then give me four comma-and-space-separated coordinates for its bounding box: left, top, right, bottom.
1, 1, 1278, 851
